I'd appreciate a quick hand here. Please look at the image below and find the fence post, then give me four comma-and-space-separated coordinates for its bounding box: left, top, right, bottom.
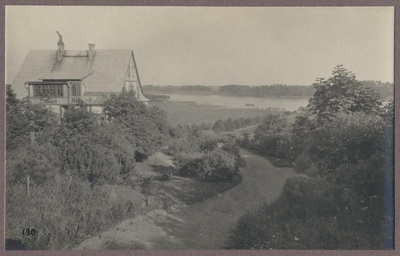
67, 176, 72, 191
26, 176, 30, 196
29, 131, 35, 145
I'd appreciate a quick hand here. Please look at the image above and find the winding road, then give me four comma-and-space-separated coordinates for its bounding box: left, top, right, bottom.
77, 149, 296, 250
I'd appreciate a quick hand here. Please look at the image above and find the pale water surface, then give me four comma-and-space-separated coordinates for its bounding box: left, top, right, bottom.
163, 94, 310, 111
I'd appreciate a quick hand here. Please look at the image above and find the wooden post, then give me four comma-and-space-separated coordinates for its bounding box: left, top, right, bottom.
29, 131, 35, 145
146, 195, 152, 207
29, 121, 35, 145
26, 176, 30, 196
67, 176, 72, 191
26, 83, 31, 103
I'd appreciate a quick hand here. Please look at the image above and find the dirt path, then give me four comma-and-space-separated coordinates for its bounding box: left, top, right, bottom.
77, 149, 296, 250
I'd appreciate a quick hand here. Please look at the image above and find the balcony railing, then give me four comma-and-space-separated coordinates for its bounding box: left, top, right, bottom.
71, 96, 106, 105
30, 95, 107, 105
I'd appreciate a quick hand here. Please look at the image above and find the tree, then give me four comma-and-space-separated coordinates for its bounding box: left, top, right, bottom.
308, 65, 382, 122
6, 85, 20, 111
213, 120, 226, 132
6, 103, 58, 150
253, 114, 291, 158
62, 105, 98, 134
103, 90, 147, 119
102, 89, 166, 161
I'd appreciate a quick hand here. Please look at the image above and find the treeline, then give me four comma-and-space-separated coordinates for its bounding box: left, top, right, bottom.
143, 81, 393, 98
361, 81, 393, 98
228, 65, 394, 249
219, 84, 314, 97
143, 85, 213, 93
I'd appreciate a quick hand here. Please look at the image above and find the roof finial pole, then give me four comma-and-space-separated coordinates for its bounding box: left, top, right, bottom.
56, 31, 64, 61
56, 31, 64, 46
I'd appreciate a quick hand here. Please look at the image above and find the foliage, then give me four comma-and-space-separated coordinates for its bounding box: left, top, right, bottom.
6, 102, 58, 150
197, 149, 238, 181
228, 66, 392, 249
227, 176, 387, 249
147, 106, 171, 135
308, 65, 382, 122
306, 114, 386, 190
7, 144, 60, 186
103, 89, 146, 118
174, 149, 238, 182
103, 90, 168, 161
253, 114, 292, 159
6, 180, 143, 249
5, 89, 171, 250
6, 85, 20, 111
62, 105, 98, 134
169, 126, 242, 182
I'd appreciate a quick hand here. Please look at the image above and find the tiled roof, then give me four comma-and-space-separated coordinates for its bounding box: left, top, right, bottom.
12, 49, 134, 99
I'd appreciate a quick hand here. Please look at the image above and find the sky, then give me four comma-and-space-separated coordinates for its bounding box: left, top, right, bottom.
5, 6, 394, 86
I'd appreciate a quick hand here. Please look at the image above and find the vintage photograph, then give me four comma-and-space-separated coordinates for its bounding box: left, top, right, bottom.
5, 6, 394, 250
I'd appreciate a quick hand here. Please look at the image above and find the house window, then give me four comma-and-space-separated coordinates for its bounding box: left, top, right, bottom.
72, 83, 81, 96
57, 85, 63, 96
33, 84, 64, 97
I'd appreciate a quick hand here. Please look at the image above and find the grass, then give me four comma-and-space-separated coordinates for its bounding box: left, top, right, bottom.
141, 174, 243, 207
149, 101, 280, 125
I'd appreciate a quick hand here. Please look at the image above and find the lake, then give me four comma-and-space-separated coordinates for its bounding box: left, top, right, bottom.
160, 94, 310, 111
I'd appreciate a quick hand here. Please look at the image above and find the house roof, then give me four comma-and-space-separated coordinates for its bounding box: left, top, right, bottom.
12, 49, 135, 99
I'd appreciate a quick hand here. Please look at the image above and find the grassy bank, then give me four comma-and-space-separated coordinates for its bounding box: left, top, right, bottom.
149, 101, 280, 125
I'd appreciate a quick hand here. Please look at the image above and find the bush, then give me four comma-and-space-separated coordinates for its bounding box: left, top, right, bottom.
173, 153, 202, 178
227, 176, 388, 249
6, 102, 58, 150
253, 114, 291, 158
294, 153, 312, 174
174, 149, 239, 182
197, 149, 238, 181
6, 179, 143, 249
7, 144, 61, 185
103, 90, 167, 161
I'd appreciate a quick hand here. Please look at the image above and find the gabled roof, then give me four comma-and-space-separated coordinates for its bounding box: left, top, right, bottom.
12, 49, 135, 99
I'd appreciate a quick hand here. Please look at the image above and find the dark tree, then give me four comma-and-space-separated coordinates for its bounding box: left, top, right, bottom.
102, 89, 167, 161
6, 85, 20, 111
308, 65, 382, 122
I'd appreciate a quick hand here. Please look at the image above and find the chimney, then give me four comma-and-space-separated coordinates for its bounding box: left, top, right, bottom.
88, 44, 96, 60
56, 31, 64, 61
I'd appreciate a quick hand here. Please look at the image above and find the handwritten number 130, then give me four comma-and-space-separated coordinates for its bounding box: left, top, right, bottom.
22, 228, 37, 236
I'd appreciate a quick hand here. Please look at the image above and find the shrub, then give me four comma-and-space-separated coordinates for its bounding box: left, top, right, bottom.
8, 144, 61, 185
58, 125, 136, 184
197, 149, 238, 181
174, 148, 239, 182
173, 153, 202, 178
198, 136, 218, 152
294, 153, 312, 174
253, 114, 291, 158
227, 176, 389, 249
6, 179, 143, 250
103, 90, 167, 161
6, 102, 58, 150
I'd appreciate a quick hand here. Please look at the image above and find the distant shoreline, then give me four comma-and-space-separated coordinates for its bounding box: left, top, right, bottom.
144, 90, 312, 99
